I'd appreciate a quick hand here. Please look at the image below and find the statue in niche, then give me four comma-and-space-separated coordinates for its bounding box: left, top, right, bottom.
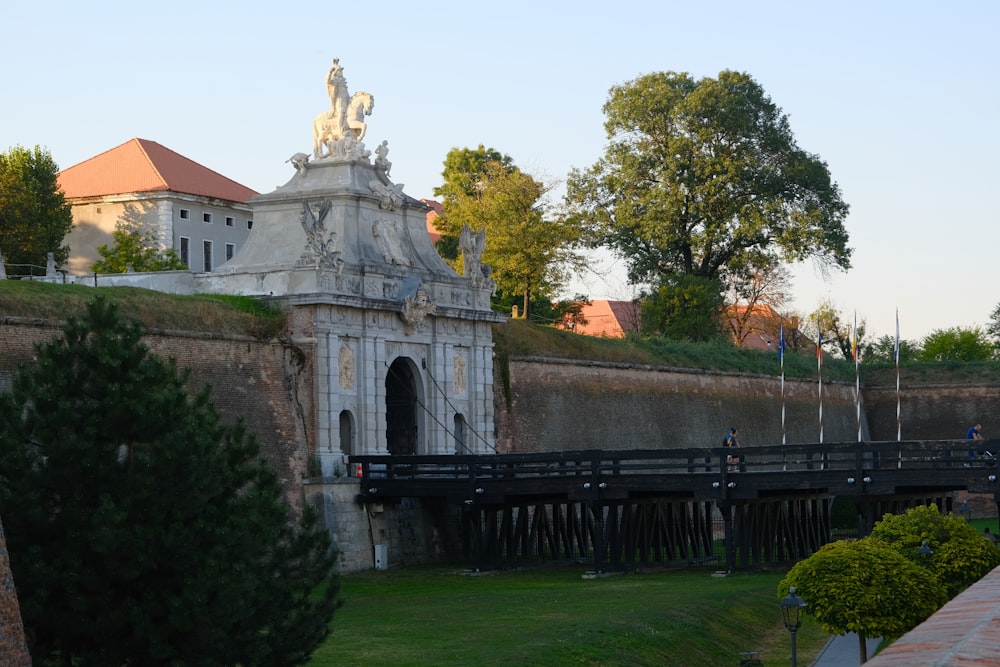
401, 284, 436, 335
373, 219, 411, 266
374, 140, 392, 175
370, 179, 405, 211
338, 341, 355, 390
298, 200, 344, 274
453, 351, 467, 395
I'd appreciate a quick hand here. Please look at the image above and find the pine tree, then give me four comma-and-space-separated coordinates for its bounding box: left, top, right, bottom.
0, 296, 339, 666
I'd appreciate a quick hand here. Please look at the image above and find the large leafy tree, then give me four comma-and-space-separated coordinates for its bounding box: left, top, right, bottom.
0, 145, 73, 275
780, 538, 946, 664
91, 202, 187, 273
562, 70, 851, 288
0, 297, 339, 666
433, 146, 583, 319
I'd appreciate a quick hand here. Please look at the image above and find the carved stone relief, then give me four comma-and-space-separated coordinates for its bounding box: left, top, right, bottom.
401, 284, 436, 335
298, 200, 344, 274
453, 350, 467, 395
373, 219, 411, 266
338, 341, 355, 390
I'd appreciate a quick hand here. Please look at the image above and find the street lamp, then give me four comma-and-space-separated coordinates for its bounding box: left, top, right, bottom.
917, 540, 933, 565
781, 587, 807, 667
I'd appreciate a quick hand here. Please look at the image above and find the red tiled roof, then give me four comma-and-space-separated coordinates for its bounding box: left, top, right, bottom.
420, 198, 443, 244
562, 300, 640, 338
57, 138, 257, 203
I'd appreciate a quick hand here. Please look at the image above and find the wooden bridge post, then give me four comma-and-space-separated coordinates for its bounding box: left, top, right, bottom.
588, 455, 607, 573
722, 503, 736, 571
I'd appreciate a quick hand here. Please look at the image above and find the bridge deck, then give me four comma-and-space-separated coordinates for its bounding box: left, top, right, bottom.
350, 440, 999, 572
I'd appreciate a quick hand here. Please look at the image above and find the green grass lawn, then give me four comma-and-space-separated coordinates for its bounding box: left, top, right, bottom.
311, 565, 829, 667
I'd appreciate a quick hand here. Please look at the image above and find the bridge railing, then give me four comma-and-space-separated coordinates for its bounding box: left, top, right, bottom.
354, 440, 994, 475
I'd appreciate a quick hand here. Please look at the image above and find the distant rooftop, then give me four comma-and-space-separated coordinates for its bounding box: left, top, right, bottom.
58, 138, 258, 203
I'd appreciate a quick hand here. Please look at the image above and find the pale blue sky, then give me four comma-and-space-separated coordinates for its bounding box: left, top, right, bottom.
3, 1, 997, 341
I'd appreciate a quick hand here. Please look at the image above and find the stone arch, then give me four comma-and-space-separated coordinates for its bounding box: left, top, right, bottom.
385, 357, 424, 455
339, 409, 355, 455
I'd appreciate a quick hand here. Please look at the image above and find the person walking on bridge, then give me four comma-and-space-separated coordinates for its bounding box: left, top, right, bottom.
968, 423, 984, 461
724, 427, 743, 472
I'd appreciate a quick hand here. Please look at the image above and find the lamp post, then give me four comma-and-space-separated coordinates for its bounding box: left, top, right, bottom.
781, 587, 807, 667
917, 540, 933, 565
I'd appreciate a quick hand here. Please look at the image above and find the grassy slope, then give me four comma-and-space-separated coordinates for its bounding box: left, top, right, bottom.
4, 281, 991, 385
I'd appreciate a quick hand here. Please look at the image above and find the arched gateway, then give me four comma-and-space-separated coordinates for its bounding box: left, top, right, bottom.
194, 58, 505, 472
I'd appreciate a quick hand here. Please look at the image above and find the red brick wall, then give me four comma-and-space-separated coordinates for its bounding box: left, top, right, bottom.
0, 518, 31, 666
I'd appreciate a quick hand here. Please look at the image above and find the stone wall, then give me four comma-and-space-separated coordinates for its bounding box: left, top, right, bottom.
304, 479, 460, 572
0, 317, 315, 511
864, 382, 1000, 441
2, 316, 997, 585
495, 357, 866, 452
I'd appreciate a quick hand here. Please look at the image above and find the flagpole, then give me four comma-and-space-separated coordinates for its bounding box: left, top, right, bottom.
854, 311, 861, 443
779, 321, 786, 446
817, 331, 823, 445
895, 308, 902, 468
818, 329, 826, 470
895, 309, 901, 442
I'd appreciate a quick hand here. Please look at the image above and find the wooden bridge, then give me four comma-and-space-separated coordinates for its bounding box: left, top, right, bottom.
352, 440, 1000, 572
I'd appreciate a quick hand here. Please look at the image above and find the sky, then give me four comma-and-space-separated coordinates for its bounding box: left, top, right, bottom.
3, 1, 997, 342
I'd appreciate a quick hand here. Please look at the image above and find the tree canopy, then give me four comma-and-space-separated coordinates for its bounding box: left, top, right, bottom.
91, 202, 186, 273
869, 504, 1000, 598
919, 326, 994, 362
780, 538, 946, 664
562, 70, 851, 289
0, 297, 339, 666
0, 145, 73, 275
432, 145, 583, 319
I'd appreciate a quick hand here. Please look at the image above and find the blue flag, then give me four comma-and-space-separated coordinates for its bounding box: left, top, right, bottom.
778, 322, 786, 363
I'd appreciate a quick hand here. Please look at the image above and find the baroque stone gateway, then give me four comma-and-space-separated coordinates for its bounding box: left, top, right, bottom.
197, 58, 505, 472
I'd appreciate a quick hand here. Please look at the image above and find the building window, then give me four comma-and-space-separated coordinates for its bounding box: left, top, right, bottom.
203, 212, 212, 223
247, 219, 254, 230
225, 216, 234, 227
225, 243, 235, 261
179, 237, 190, 267
203, 240, 213, 272
180, 209, 189, 220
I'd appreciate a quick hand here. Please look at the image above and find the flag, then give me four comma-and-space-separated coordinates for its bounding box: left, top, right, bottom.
778, 322, 785, 363
851, 315, 858, 362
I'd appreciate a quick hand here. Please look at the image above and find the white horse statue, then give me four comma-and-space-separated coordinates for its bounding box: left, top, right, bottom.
312, 91, 375, 159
